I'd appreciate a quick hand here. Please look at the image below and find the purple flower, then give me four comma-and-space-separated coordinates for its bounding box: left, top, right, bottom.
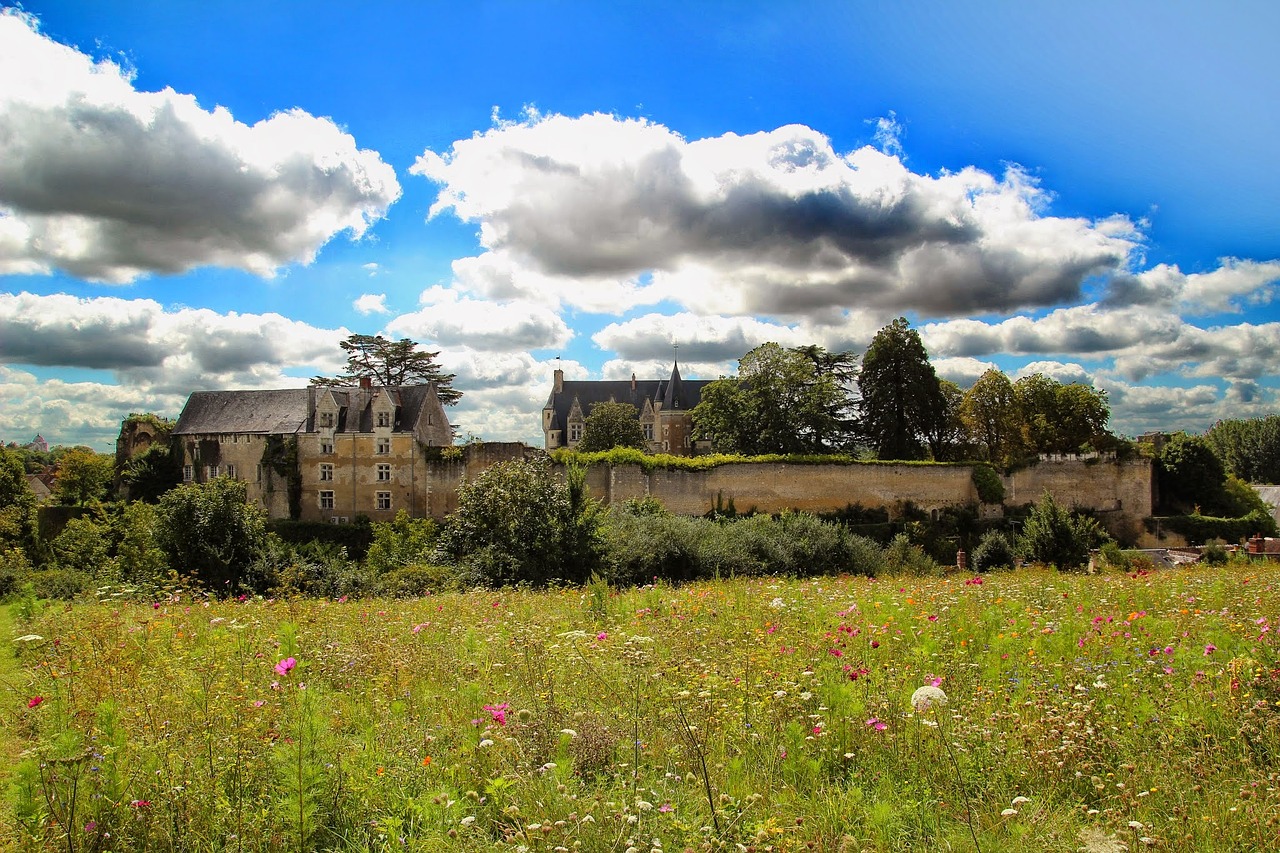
275, 657, 297, 676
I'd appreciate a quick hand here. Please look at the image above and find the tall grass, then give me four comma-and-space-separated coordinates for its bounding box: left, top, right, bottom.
4, 564, 1280, 850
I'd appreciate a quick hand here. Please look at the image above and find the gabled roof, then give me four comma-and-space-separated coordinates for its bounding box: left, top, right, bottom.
173, 384, 450, 437
543, 363, 712, 430
173, 390, 311, 435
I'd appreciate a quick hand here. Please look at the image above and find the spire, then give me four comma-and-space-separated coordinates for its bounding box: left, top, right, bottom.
663, 347, 686, 410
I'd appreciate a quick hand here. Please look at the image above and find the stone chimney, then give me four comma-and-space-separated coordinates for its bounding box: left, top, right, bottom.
554, 367, 564, 394
631, 372, 636, 392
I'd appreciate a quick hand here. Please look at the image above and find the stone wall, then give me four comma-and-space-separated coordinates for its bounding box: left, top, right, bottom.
567, 455, 1155, 534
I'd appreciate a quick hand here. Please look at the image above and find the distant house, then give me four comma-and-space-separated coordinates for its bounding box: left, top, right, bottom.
542, 360, 712, 455
172, 379, 451, 521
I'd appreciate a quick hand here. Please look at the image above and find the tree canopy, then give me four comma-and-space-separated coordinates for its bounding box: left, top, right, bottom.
578, 401, 647, 452
156, 478, 269, 593
1205, 415, 1280, 484
312, 334, 461, 405
691, 343, 856, 455
54, 447, 115, 505
856, 318, 946, 461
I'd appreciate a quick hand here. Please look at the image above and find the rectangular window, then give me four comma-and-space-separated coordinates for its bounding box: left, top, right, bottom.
376, 491, 391, 510
376, 463, 392, 481
319, 463, 333, 481
377, 411, 390, 427
320, 412, 334, 428
569, 423, 583, 442
319, 490, 334, 510
183, 465, 193, 482
226, 464, 237, 479
206, 465, 220, 479
376, 438, 390, 455
643, 423, 653, 441
321, 441, 334, 455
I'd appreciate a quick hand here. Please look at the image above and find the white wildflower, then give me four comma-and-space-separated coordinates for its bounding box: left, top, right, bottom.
460, 816, 476, 827
910, 685, 948, 712
1011, 796, 1030, 805
1001, 808, 1018, 817
478, 739, 494, 748
769, 597, 785, 609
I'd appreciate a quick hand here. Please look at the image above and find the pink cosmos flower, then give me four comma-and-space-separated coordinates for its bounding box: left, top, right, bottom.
1204, 644, 1217, 656
27, 696, 44, 709
865, 717, 887, 731
275, 657, 297, 676
596, 631, 608, 641
658, 803, 674, 813
483, 702, 510, 726
253, 700, 266, 708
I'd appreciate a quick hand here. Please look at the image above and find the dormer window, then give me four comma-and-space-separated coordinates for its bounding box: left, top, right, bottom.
376, 411, 391, 428
569, 423, 583, 442
319, 411, 334, 428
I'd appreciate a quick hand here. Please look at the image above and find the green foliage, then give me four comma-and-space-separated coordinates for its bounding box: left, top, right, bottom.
49, 515, 116, 581
363, 510, 437, 574
438, 458, 603, 587
971, 530, 1016, 572
959, 368, 1023, 465
970, 464, 1005, 504
691, 342, 857, 454
552, 446, 961, 472
857, 317, 947, 460
376, 563, 458, 597
1018, 492, 1111, 570
27, 567, 89, 599
1158, 433, 1229, 514
1204, 415, 1280, 484
599, 507, 884, 585
120, 441, 182, 502
310, 333, 461, 405
270, 518, 375, 562
577, 401, 647, 452
112, 501, 170, 585
0, 545, 33, 598
1013, 373, 1112, 455
261, 435, 302, 519
880, 532, 940, 575
53, 447, 115, 505
156, 478, 269, 594
1221, 474, 1275, 520
1155, 510, 1276, 544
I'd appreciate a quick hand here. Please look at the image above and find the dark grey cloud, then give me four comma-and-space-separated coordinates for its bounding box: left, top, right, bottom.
414, 113, 1139, 319
0, 12, 400, 282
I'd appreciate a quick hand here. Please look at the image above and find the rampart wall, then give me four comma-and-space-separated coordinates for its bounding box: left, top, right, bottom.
567, 456, 1155, 535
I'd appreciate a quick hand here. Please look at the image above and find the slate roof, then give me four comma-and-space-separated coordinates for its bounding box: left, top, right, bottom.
543, 364, 712, 431
173, 385, 448, 436
173, 389, 311, 436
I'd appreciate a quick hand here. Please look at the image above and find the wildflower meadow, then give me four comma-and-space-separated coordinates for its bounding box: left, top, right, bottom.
4, 564, 1280, 851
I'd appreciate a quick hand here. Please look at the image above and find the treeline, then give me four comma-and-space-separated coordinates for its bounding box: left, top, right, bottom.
676, 318, 1115, 465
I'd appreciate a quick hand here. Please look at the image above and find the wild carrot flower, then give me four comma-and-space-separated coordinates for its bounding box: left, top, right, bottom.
275, 657, 297, 675
911, 684, 948, 712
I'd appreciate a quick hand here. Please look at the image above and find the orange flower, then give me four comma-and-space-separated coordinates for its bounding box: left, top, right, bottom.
376, 766, 384, 776
422, 756, 432, 767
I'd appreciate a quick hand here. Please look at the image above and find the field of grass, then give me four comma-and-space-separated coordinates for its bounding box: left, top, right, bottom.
4, 565, 1280, 851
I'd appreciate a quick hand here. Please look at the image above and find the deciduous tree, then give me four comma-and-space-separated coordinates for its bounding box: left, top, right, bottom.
54, 447, 115, 505
959, 368, 1024, 465
691, 343, 855, 454
579, 401, 647, 452
156, 478, 269, 593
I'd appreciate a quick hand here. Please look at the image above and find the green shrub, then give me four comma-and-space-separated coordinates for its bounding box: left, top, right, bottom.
971, 464, 1005, 504
880, 533, 940, 576
28, 568, 89, 600
1018, 492, 1111, 571
269, 519, 375, 561
1200, 539, 1229, 566
972, 530, 1016, 572
377, 564, 458, 597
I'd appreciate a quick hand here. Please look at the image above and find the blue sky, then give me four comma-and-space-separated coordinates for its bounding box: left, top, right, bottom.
2, 1, 1278, 450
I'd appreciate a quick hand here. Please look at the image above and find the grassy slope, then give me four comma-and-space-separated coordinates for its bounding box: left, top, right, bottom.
5, 566, 1280, 851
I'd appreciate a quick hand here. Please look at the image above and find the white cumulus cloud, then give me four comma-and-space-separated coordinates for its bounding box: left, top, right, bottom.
0, 10, 401, 283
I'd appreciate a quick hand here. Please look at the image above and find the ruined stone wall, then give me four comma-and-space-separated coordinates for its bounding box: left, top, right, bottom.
561, 456, 1155, 531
